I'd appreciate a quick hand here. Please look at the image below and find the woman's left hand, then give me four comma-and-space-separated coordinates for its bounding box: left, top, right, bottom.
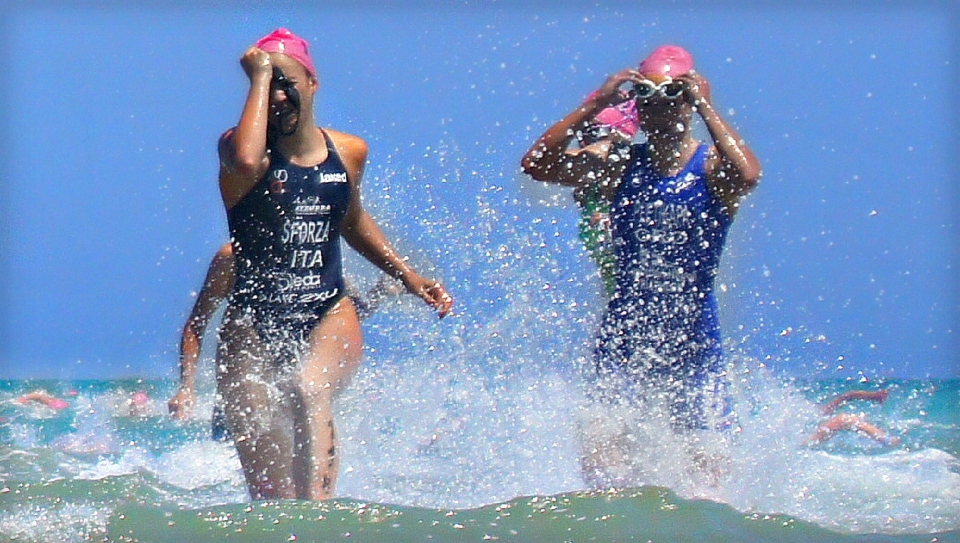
408, 277, 454, 318
678, 70, 712, 106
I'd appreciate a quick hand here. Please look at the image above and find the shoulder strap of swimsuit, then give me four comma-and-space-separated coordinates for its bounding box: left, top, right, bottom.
687, 143, 710, 176
319, 129, 347, 170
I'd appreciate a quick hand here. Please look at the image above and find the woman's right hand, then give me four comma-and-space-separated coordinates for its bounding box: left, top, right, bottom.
240, 46, 272, 81
591, 69, 642, 109
168, 387, 195, 420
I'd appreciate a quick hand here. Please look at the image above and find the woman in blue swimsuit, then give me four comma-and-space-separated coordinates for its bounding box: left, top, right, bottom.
522, 45, 760, 486
217, 29, 452, 501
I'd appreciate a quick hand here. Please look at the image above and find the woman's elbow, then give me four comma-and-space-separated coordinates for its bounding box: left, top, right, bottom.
230, 152, 265, 179
520, 155, 554, 182
739, 166, 762, 193
745, 163, 763, 187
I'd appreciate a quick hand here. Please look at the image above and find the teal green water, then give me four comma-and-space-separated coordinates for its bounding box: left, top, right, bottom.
106, 489, 955, 543
1, 378, 958, 542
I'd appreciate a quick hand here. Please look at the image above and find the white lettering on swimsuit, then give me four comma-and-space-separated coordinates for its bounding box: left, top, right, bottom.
282, 219, 331, 244
319, 172, 348, 184
290, 249, 324, 269
263, 287, 339, 305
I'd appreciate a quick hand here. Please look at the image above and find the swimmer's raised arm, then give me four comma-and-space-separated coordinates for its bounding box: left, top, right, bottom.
680, 70, 761, 215
520, 69, 640, 188
219, 47, 276, 210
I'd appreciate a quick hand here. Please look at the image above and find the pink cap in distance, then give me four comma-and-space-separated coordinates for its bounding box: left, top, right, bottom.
638, 45, 694, 78
584, 91, 640, 138
594, 101, 639, 138
586, 91, 640, 138
255, 28, 317, 78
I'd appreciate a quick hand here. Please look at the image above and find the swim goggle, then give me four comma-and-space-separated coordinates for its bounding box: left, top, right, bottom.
271, 66, 301, 111
630, 77, 685, 100
269, 66, 301, 137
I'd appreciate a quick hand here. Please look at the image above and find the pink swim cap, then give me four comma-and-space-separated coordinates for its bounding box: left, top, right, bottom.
639, 45, 694, 78
255, 28, 317, 78
584, 91, 640, 138
131, 392, 149, 406
49, 398, 68, 410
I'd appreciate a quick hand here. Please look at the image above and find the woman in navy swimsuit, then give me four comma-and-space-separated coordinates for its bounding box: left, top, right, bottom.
217, 29, 452, 501
521, 45, 760, 486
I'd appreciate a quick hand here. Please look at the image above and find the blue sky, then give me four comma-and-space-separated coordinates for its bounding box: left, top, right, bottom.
0, 1, 956, 379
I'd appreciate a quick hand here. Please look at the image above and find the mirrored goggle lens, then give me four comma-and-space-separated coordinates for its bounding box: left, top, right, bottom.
582, 125, 611, 141
633, 80, 684, 100
271, 68, 300, 109
633, 82, 657, 98
661, 82, 684, 99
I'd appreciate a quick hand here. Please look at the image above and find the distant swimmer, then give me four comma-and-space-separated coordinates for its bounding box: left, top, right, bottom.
522, 45, 761, 487
820, 389, 889, 416
810, 389, 899, 446
168, 242, 235, 441
216, 27, 451, 501
571, 92, 639, 296
16, 390, 69, 411
121, 391, 152, 418
168, 241, 406, 442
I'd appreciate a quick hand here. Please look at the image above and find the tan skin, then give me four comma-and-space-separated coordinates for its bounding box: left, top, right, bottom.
521, 68, 761, 217
167, 241, 406, 421
168, 242, 234, 421
810, 389, 897, 446
218, 47, 452, 501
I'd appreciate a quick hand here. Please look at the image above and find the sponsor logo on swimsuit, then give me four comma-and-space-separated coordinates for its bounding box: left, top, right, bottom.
263, 292, 300, 305
633, 202, 694, 246
270, 169, 289, 195
668, 172, 697, 194
276, 272, 331, 292
319, 171, 348, 184
265, 287, 339, 305
292, 196, 331, 216
297, 288, 340, 304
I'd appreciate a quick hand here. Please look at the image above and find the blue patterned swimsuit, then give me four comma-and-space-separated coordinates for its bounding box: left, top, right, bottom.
592, 143, 732, 429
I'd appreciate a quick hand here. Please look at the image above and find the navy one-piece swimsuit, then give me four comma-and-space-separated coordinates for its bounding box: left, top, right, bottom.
592, 142, 733, 428
227, 130, 351, 348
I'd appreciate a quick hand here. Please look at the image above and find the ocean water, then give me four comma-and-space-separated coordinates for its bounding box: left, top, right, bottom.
4, 155, 958, 542
1, 376, 957, 543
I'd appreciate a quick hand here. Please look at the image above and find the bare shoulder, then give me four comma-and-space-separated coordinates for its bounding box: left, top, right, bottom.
324, 128, 368, 161
215, 242, 234, 259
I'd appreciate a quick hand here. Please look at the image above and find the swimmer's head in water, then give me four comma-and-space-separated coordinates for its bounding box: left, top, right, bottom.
255, 28, 317, 79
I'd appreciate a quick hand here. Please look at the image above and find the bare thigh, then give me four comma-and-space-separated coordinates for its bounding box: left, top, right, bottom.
291, 297, 364, 499
217, 306, 298, 499
300, 297, 364, 398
